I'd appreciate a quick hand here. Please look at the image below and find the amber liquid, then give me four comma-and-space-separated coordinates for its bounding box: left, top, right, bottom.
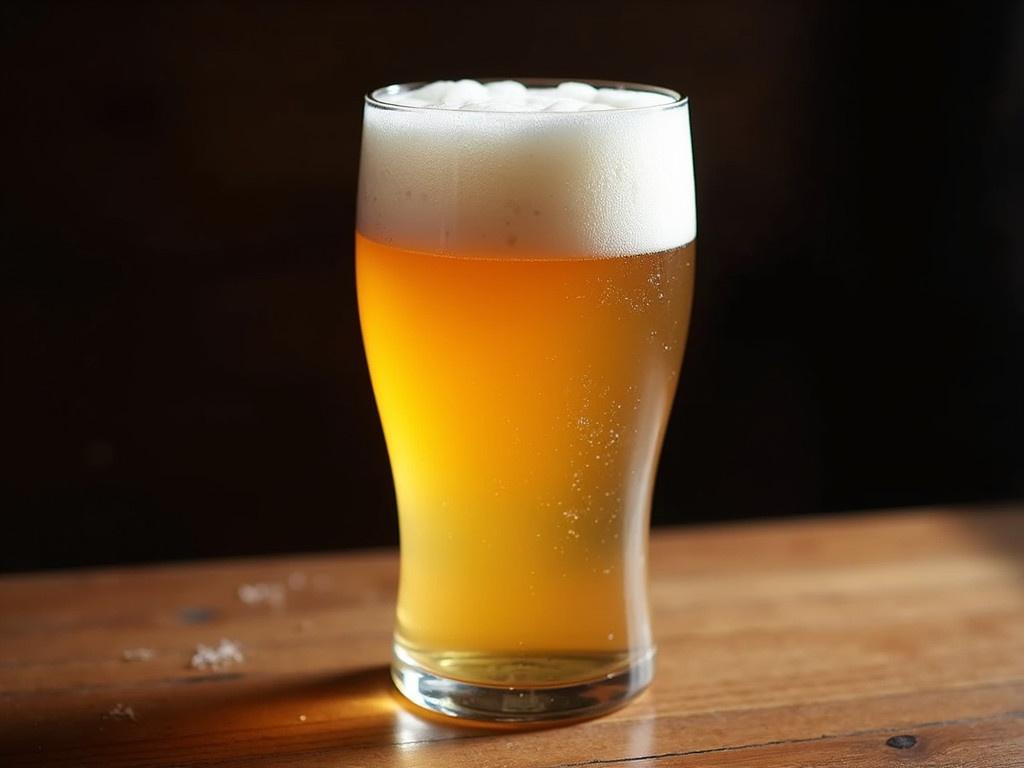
356, 232, 695, 686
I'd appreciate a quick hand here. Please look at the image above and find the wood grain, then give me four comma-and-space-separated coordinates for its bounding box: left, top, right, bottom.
1, 505, 1022, 767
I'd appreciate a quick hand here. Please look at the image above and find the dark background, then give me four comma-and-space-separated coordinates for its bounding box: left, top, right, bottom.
2, 1, 1022, 572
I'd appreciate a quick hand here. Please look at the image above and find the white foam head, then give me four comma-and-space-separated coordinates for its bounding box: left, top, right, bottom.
358, 80, 696, 257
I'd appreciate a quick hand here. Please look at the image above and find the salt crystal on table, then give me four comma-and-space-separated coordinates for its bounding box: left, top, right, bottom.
237, 582, 286, 607
104, 703, 137, 722
121, 647, 155, 662
190, 638, 244, 670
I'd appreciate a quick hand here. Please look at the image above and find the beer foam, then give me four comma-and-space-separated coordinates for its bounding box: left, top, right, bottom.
358, 80, 696, 257
379, 79, 676, 112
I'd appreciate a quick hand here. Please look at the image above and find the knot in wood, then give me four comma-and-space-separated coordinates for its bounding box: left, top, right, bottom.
886, 734, 917, 749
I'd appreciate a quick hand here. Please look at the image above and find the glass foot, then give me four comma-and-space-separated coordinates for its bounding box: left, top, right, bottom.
391, 643, 655, 723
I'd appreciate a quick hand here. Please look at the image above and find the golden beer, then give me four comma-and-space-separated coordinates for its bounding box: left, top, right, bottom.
356, 79, 696, 720
358, 233, 694, 677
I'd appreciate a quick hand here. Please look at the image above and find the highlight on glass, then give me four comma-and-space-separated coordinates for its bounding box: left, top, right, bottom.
356, 78, 696, 722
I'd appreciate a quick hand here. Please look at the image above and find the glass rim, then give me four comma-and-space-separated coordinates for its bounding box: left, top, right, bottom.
365, 77, 687, 115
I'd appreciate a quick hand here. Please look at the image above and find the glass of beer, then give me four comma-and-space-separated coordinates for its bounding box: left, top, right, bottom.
356, 79, 696, 722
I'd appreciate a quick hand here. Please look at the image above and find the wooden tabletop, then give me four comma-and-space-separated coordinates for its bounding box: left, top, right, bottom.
1, 506, 1022, 767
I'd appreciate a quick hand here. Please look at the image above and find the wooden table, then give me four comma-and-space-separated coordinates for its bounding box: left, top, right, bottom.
2, 506, 1022, 767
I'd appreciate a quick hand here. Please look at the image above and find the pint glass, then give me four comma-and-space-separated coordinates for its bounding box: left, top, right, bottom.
356, 79, 696, 721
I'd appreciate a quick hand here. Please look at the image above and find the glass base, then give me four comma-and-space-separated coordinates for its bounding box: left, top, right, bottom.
391, 643, 655, 723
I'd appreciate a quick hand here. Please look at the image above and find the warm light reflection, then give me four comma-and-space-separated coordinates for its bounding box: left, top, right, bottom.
393, 707, 447, 745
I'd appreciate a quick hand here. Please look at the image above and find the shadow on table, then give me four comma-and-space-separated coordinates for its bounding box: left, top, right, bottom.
0, 665, 493, 767
1, 663, 592, 766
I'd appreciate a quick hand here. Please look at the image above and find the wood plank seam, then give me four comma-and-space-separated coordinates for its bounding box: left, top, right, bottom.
548, 709, 1024, 767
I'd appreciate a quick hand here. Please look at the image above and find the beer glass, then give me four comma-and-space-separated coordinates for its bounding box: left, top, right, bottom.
356, 79, 696, 721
